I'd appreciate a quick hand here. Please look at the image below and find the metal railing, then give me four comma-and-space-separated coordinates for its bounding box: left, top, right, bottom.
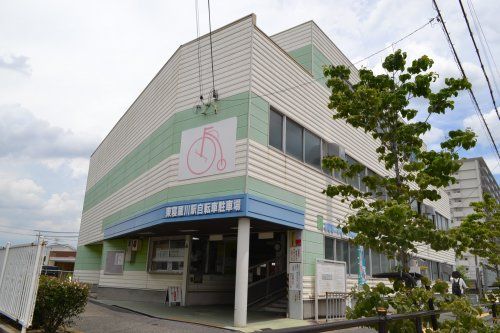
325, 292, 349, 321
272, 309, 447, 333
40, 269, 74, 281
271, 302, 499, 333
248, 257, 287, 306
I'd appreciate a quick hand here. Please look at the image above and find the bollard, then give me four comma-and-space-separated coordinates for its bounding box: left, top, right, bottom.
428, 298, 439, 330
377, 307, 388, 333
492, 302, 497, 321
414, 317, 423, 333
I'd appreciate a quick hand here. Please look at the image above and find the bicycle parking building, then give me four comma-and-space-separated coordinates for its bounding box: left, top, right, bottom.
74, 14, 456, 327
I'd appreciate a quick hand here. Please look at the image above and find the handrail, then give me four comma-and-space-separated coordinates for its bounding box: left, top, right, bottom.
248, 256, 283, 272
248, 270, 286, 288
269, 309, 449, 333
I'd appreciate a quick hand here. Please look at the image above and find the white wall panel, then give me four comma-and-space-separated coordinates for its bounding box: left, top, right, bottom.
74, 270, 100, 284
86, 15, 254, 190
79, 141, 248, 246
98, 270, 182, 290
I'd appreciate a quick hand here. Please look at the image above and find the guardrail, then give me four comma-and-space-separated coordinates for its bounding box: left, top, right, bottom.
271, 303, 498, 333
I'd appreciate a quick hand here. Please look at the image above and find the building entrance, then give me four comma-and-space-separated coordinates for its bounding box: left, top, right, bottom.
185, 230, 287, 309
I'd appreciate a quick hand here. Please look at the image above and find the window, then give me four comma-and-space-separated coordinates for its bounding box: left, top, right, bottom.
269, 109, 283, 150
286, 118, 303, 160
349, 243, 359, 275
380, 253, 391, 273
104, 250, 125, 275
304, 129, 321, 168
335, 239, 349, 264
345, 155, 361, 189
371, 250, 382, 275
325, 237, 334, 260
431, 261, 439, 280
149, 238, 185, 273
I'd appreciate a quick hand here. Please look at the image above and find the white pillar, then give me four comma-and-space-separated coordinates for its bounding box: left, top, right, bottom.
234, 217, 250, 327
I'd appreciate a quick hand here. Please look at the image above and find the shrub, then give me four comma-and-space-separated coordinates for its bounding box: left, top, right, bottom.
33, 276, 89, 333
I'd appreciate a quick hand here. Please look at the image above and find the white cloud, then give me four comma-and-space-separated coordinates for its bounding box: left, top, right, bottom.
463, 108, 500, 148
0, 175, 44, 209
483, 156, 500, 175
422, 126, 445, 151
0, 104, 97, 159
0, 54, 31, 75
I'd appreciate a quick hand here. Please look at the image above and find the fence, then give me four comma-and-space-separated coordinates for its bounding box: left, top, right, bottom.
325, 292, 348, 321
0, 241, 46, 333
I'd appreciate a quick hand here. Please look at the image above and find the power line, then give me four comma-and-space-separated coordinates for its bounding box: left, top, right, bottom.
194, 0, 204, 103
457, 0, 500, 120
207, 0, 217, 100
466, 0, 500, 107
353, 17, 436, 66
431, 0, 500, 162
223, 17, 441, 104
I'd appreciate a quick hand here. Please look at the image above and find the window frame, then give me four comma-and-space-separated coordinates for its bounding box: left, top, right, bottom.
148, 236, 186, 274
267, 107, 379, 192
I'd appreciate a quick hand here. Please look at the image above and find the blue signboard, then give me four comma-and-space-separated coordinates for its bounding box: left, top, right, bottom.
104, 194, 305, 239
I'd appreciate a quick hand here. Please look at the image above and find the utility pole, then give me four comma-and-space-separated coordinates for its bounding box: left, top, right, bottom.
474, 255, 483, 299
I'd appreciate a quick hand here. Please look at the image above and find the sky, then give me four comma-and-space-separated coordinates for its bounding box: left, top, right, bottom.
0, 0, 499, 246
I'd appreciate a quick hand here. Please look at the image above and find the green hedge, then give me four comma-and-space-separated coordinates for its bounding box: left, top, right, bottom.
33, 276, 89, 333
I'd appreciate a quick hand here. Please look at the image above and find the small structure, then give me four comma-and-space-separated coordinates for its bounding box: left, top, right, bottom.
43, 244, 76, 272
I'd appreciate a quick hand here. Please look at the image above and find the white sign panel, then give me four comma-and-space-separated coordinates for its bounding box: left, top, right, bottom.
289, 262, 302, 291
178, 117, 237, 180
165, 198, 242, 218
316, 259, 346, 295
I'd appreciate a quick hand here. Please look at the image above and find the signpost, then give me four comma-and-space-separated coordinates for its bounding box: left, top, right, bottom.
315, 259, 346, 321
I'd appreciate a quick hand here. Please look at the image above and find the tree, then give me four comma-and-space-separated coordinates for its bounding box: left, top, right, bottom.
322, 49, 476, 271
451, 193, 500, 277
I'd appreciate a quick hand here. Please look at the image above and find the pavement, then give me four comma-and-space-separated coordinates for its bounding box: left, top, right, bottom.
74, 301, 229, 333
73, 301, 376, 333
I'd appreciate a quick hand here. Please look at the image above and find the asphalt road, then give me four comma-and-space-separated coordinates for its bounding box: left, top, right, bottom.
74, 301, 230, 333
73, 301, 375, 333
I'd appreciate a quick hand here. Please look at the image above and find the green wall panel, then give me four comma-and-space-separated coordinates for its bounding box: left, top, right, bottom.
101, 239, 149, 271
288, 45, 313, 74
302, 229, 324, 276
248, 93, 270, 146
83, 92, 251, 213
246, 177, 306, 211
75, 244, 103, 271
102, 176, 247, 229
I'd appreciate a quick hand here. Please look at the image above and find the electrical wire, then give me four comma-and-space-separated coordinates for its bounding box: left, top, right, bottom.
221, 17, 441, 104
207, 0, 216, 98
353, 17, 436, 66
457, 0, 500, 120
194, 0, 204, 102
432, 0, 500, 162
466, 0, 500, 107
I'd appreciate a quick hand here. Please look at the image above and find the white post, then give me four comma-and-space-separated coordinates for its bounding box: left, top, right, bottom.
181, 235, 191, 306
234, 217, 250, 327
0, 243, 11, 293
21, 239, 44, 332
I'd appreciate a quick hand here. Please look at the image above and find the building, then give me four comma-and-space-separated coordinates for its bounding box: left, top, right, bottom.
446, 157, 500, 287
74, 14, 455, 326
43, 243, 77, 272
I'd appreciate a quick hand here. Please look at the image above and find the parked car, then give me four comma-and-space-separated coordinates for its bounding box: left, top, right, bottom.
41, 265, 61, 277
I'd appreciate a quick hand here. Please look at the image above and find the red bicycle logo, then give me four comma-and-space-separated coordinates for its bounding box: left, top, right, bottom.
186, 126, 227, 175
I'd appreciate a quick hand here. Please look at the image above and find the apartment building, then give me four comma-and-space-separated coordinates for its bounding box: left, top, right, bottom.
74, 14, 456, 326
446, 157, 500, 287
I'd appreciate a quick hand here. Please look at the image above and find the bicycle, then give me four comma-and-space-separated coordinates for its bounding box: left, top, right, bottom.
186, 126, 227, 175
